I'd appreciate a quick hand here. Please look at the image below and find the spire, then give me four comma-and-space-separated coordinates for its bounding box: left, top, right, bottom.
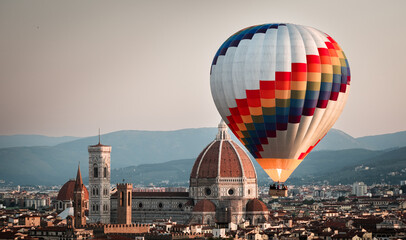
75, 163, 83, 190
98, 128, 101, 144
216, 119, 230, 140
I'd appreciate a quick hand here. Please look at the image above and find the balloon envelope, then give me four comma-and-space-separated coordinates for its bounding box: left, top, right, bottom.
210, 23, 351, 182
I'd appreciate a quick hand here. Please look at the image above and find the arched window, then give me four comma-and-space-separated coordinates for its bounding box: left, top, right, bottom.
96, 188, 99, 196
59, 202, 62, 209
92, 188, 95, 196
104, 167, 107, 178
94, 166, 98, 178
92, 205, 95, 212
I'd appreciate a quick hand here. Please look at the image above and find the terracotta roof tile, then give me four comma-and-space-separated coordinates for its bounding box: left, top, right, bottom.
246, 199, 268, 212
220, 141, 242, 177
191, 140, 256, 179
56, 180, 89, 201
190, 143, 211, 178
231, 142, 256, 178
193, 200, 216, 212
197, 141, 220, 178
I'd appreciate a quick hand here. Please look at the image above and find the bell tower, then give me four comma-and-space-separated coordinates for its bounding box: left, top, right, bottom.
117, 183, 132, 224
73, 164, 86, 228
88, 132, 111, 223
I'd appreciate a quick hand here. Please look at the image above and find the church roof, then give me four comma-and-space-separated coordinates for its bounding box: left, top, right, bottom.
193, 199, 216, 212
190, 121, 256, 179
57, 207, 73, 219
56, 180, 89, 201
246, 198, 268, 212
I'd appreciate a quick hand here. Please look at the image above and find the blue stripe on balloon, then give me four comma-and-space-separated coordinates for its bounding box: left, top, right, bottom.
331, 82, 341, 93
290, 99, 304, 108
289, 107, 303, 116
254, 123, 266, 131
264, 122, 276, 131
263, 115, 276, 123
303, 99, 318, 109
332, 74, 341, 84
256, 24, 272, 33
320, 82, 332, 92
269, 24, 279, 29
242, 26, 263, 40
318, 91, 331, 100
276, 115, 288, 123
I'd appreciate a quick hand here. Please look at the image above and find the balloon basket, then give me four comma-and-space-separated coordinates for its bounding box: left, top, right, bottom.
269, 184, 288, 197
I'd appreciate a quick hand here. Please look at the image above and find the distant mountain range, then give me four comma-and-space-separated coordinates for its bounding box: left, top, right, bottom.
0, 135, 79, 149
105, 147, 406, 187
0, 128, 405, 186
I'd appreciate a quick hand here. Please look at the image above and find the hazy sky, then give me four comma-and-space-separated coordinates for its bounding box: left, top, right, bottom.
0, 0, 405, 138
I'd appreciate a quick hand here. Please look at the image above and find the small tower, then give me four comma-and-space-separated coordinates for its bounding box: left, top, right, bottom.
117, 183, 132, 224
88, 132, 111, 223
73, 164, 86, 228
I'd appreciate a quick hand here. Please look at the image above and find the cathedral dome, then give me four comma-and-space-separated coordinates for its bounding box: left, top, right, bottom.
246, 199, 268, 212
57, 179, 89, 201
193, 199, 216, 212
190, 121, 256, 180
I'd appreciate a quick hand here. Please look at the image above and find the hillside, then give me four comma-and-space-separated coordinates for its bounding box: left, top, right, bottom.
356, 130, 406, 150
288, 147, 406, 185
0, 128, 406, 185
313, 129, 369, 151
0, 135, 79, 149
104, 147, 406, 187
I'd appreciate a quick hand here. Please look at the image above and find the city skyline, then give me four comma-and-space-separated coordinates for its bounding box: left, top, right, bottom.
0, 0, 405, 138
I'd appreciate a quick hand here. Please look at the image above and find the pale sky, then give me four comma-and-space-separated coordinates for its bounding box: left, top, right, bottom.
0, 0, 405, 138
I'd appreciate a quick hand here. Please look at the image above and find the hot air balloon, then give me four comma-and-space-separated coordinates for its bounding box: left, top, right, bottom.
210, 23, 350, 194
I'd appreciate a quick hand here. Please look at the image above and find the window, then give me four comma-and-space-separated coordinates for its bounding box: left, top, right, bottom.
104, 167, 107, 178
92, 188, 95, 196
248, 189, 251, 195
94, 167, 98, 178
128, 192, 131, 206
205, 188, 211, 196
178, 203, 183, 209
120, 192, 124, 206
96, 188, 99, 196
228, 189, 234, 195
158, 202, 163, 208
138, 203, 143, 208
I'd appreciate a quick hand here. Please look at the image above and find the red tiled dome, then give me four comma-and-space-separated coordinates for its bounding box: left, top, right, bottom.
246, 199, 268, 212
190, 121, 256, 179
193, 199, 216, 212
56, 180, 89, 201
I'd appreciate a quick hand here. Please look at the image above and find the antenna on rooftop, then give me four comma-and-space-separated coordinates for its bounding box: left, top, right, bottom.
98, 128, 101, 144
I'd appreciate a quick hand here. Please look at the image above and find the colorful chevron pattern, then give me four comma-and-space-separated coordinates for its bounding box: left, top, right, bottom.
210, 23, 351, 182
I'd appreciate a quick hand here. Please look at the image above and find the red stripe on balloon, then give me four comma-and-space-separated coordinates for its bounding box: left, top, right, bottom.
306, 55, 321, 64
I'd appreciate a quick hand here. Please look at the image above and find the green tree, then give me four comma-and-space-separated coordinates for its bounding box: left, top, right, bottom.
337, 196, 346, 202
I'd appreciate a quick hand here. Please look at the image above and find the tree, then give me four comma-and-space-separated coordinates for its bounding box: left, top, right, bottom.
337, 196, 346, 202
